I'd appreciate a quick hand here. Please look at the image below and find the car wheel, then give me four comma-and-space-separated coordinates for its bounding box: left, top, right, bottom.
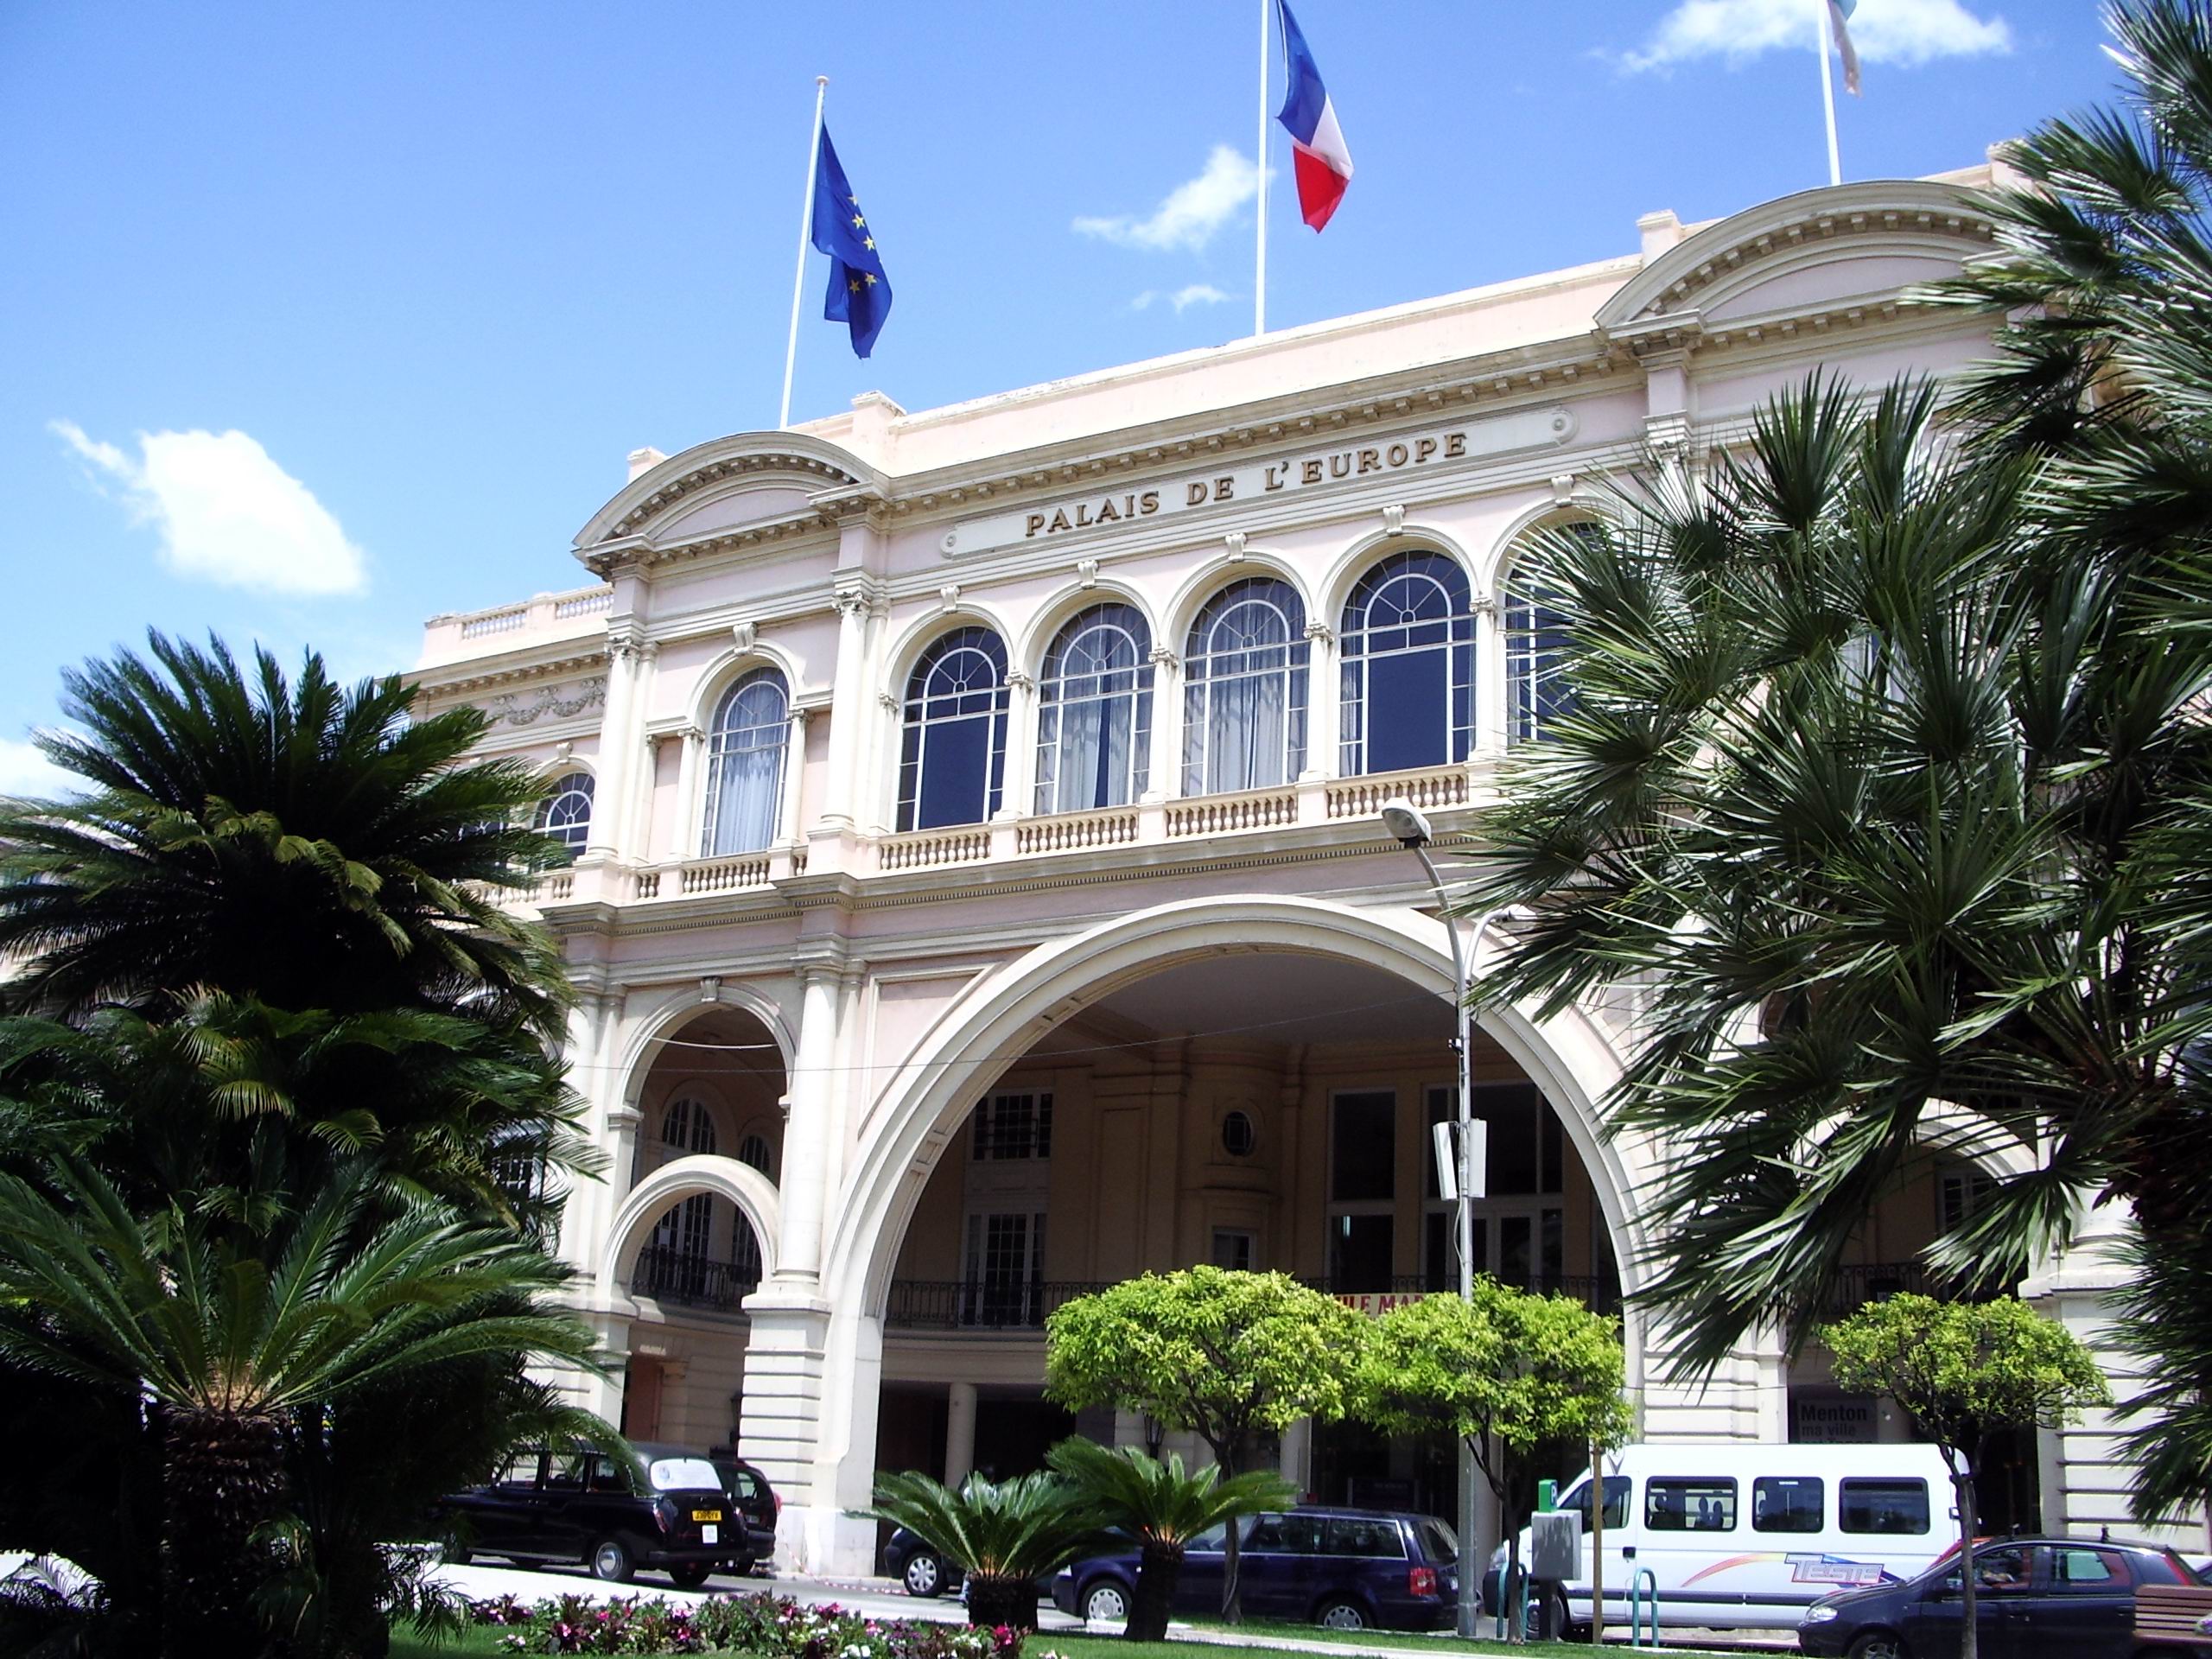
1529, 1584, 1568, 1642
1082, 1580, 1130, 1624
668, 1563, 713, 1590
903, 1549, 945, 1598
1315, 1599, 1369, 1630
1846, 1633, 1907, 1659
590, 1537, 637, 1583
442, 1542, 472, 1567
731, 1556, 755, 1579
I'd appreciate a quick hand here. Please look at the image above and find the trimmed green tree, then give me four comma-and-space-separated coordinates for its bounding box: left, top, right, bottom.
1349, 1285, 1631, 1645
1819, 1295, 2109, 1659
865, 1470, 1100, 1631
1045, 1438, 1295, 1639
1043, 1268, 1369, 1620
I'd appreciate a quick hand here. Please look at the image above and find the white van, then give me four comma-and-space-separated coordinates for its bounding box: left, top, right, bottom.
1494, 1441, 1957, 1633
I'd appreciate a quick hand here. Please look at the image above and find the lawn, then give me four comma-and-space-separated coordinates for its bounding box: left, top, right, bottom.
388, 1627, 1635, 1659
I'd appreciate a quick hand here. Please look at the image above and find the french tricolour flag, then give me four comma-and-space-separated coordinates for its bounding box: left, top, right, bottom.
1275, 0, 1352, 232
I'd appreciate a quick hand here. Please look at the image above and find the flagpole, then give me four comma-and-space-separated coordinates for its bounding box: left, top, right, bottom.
1255, 0, 1270, 337
1815, 0, 1842, 187
779, 75, 830, 431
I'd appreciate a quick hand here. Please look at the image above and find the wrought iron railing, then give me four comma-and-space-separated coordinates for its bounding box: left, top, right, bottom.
884, 1279, 1115, 1331
629, 1245, 759, 1313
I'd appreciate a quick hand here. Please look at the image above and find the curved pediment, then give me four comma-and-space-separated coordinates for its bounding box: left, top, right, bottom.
573, 429, 886, 550
1593, 179, 1997, 340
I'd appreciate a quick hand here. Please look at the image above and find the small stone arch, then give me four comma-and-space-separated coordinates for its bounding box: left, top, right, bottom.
607, 1154, 783, 1289
880, 603, 1023, 706
1159, 552, 1319, 662
613, 990, 797, 1112
1317, 523, 1483, 633
1480, 493, 1617, 600
1013, 579, 1163, 685
688, 640, 810, 736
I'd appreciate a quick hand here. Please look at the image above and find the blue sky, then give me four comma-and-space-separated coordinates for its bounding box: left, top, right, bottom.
0, 0, 2117, 790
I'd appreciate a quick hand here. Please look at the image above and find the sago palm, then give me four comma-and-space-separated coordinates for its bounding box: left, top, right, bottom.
0, 633, 570, 1037
1044, 1439, 1294, 1640
866, 1470, 1101, 1631
0, 1154, 604, 1659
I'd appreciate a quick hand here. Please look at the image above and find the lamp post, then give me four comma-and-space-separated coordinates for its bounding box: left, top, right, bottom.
1381, 799, 1486, 1639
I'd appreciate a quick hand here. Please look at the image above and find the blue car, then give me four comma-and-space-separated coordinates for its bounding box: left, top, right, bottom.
1051, 1506, 1460, 1631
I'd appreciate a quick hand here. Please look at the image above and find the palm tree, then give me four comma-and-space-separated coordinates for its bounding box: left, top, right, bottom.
0, 633, 569, 1037
0, 1154, 604, 1659
1043, 1439, 1294, 1640
865, 1470, 1101, 1632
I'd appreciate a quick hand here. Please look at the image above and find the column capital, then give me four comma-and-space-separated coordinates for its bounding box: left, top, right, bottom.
1147, 645, 1180, 670
1303, 621, 1335, 645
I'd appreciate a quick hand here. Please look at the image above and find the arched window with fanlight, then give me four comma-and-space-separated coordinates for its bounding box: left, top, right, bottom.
1338, 550, 1476, 775
702, 669, 790, 856
1035, 603, 1152, 815
650, 1097, 721, 1294
1503, 525, 1592, 746
898, 627, 1010, 831
1182, 577, 1308, 797
535, 771, 595, 855
737, 1132, 774, 1179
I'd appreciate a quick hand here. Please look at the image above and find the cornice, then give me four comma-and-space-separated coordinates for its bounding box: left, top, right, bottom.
411, 647, 607, 702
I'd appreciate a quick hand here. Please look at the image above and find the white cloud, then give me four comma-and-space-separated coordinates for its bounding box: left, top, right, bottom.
0, 736, 79, 800
1131, 283, 1234, 314
1622, 0, 2011, 73
1075, 146, 1265, 253
53, 420, 368, 597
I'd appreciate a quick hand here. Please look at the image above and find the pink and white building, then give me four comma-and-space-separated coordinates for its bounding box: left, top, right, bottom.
410, 162, 2158, 1573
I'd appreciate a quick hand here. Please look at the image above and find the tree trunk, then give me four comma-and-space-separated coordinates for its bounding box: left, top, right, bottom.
162, 1404, 286, 1659
1128, 1542, 1184, 1641
1954, 1460, 1980, 1659
967, 1575, 1039, 1633
1216, 1445, 1244, 1623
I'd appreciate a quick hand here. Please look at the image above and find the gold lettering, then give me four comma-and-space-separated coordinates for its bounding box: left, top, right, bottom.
1186, 481, 1210, 506
1025, 513, 1046, 538
1049, 509, 1071, 533
1387, 443, 1408, 467
1139, 490, 1160, 515
1124, 494, 1137, 517
1076, 503, 1094, 528
1328, 454, 1351, 479
1264, 464, 1287, 493
1214, 476, 1234, 501
1414, 438, 1437, 463
1357, 448, 1381, 474
1302, 458, 1324, 485
1097, 497, 1121, 523
1444, 433, 1467, 458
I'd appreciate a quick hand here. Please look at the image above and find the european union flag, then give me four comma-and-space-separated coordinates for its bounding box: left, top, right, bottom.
811, 124, 892, 359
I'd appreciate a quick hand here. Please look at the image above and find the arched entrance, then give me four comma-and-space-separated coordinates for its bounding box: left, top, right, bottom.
760, 895, 1646, 1574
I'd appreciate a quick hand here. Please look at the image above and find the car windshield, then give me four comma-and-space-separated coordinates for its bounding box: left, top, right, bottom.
649, 1457, 725, 1491
1416, 1518, 1459, 1562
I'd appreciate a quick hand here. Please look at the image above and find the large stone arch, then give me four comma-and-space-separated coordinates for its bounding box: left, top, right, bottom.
607, 1153, 783, 1291
821, 893, 1645, 1323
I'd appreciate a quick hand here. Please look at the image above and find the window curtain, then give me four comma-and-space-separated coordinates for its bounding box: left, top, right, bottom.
1053, 694, 1134, 812
1209, 670, 1287, 792
704, 740, 783, 855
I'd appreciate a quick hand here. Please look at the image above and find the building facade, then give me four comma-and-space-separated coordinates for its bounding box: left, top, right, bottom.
410, 162, 2159, 1574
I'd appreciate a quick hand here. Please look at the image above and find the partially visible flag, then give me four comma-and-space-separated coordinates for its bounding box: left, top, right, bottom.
1828, 0, 1862, 97
810, 124, 892, 358
1274, 0, 1354, 232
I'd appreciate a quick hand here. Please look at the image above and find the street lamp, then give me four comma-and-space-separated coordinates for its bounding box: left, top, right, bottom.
1382, 798, 1487, 1640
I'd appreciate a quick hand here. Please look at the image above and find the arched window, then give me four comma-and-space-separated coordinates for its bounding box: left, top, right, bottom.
898, 627, 1009, 831
1035, 603, 1153, 814
737, 1133, 774, 1179
702, 669, 791, 856
536, 772, 595, 854
662, 1096, 718, 1157
1338, 550, 1476, 774
1182, 577, 1308, 796
1503, 532, 1587, 746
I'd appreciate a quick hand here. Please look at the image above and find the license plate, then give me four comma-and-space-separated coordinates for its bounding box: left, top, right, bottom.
701, 1524, 718, 1544
692, 1510, 722, 1522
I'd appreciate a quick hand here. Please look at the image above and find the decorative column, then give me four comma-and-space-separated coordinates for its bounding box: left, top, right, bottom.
588, 628, 644, 860
777, 707, 811, 847
1472, 596, 1505, 758
674, 725, 707, 859
1302, 620, 1339, 779
774, 964, 841, 1282
999, 670, 1039, 820
944, 1382, 979, 1486
1144, 646, 1181, 802
819, 588, 873, 830
620, 642, 660, 857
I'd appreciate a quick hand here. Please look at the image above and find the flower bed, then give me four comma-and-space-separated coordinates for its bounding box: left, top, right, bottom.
471, 1591, 1028, 1659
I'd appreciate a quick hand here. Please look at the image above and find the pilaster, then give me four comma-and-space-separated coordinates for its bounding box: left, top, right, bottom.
1146, 646, 1182, 799
1302, 620, 1339, 779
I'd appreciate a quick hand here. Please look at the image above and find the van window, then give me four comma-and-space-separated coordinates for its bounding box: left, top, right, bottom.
1245, 1514, 1323, 1554
1324, 1516, 1405, 1558
1839, 1478, 1930, 1535
1560, 1475, 1630, 1530
1415, 1519, 1459, 1564
1752, 1477, 1823, 1534
1647, 1478, 1737, 1532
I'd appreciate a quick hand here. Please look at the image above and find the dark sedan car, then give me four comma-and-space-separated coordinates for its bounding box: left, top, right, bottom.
634, 1442, 779, 1573
1798, 1535, 2209, 1659
442, 1447, 753, 1586
1052, 1507, 1459, 1631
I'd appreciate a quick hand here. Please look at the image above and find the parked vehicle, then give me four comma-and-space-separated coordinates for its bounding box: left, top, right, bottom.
633, 1441, 779, 1573
1052, 1506, 1460, 1631
1797, 1535, 2209, 1659
442, 1446, 754, 1586
1486, 1441, 1955, 1634
885, 1526, 957, 1599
